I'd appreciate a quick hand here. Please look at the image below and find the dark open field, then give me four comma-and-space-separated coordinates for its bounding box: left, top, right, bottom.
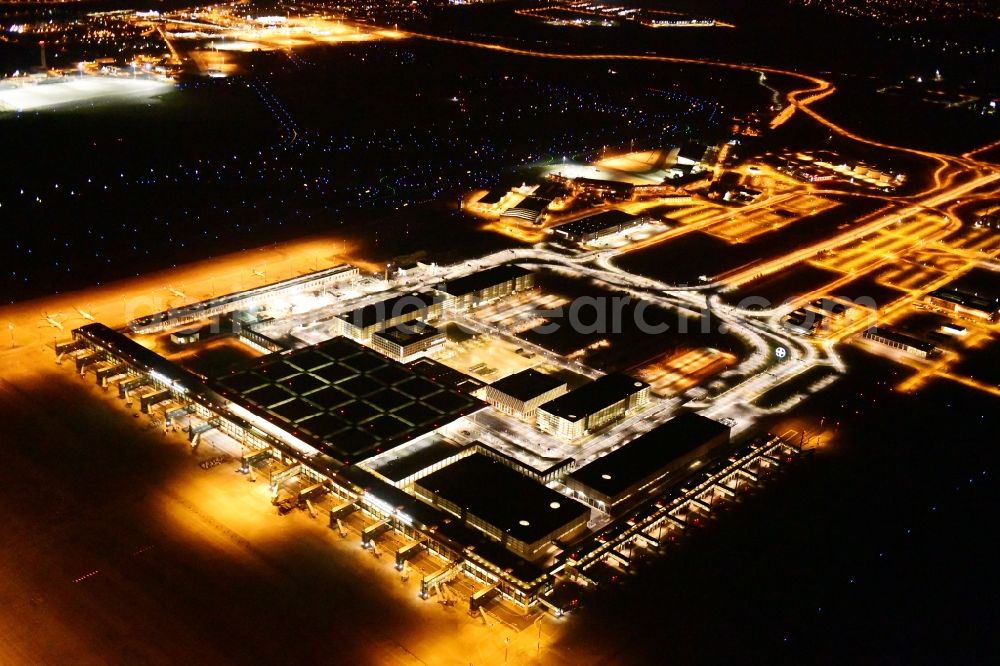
722, 263, 840, 309
554, 348, 1000, 664
825, 271, 907, 309
613, 199, 883, 285
519, 269, 749, 371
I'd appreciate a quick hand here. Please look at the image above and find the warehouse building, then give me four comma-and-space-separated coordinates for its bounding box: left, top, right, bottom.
553, 210, 651, 244
566, 412, 731, 512
924, 288, 998, 322
415, 453, 590, 561
862, 326, 936, 358
336, 291, 443, 341
569, 177, 635, 201
435, 264, 534, 310
484, 368, 568, 419
537, 373, 651, 440
501, 195, 551, 224
371, 321, 446, 363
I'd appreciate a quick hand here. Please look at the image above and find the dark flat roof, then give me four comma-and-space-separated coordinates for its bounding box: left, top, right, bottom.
489, 368, 565, 402
212, 337, 483, 463
373, 321, 442, 347
477, 189, 505, 205
534, 181, 566, 199
336, 292, 442, 330
435, 264, 533, 298
337, 466, 548, 586
539, 373, 648, 421
406, 357, 485, 394
555, 210, 639, 237
567, 412, 730, 500
416, 453, 589, 545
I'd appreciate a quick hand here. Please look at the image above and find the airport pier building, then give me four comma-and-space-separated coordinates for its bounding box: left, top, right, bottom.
415, 453, 590, 561
924, 288, 999, 323
128, 264, 359, 335
566, 412, 731, 513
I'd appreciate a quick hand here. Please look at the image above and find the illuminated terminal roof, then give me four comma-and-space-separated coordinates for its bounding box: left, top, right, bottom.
213, 337, 483, 463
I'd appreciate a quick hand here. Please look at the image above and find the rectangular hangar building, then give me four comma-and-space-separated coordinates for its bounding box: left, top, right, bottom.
566, 412, 731, 513
212, 336, 484, 464
553, 210, 650, 244
415, 453, 590, 561
500, 195, 551, 224
484, 368, 568, 419
434, 264, 534, 310
336, 292, 444, 341
537, 373, 650, 440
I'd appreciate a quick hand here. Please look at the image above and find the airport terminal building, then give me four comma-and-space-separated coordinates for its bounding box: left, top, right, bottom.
415, 453, 590, 561
67, 323, 586, 605
371, 322, 446, 363
434, 264, 535, 310
553, 210, 651, 244
65, 314, 787, 611
335, 292, 444, 341
484, 368, 568, 419
566, 412, 731, 512
537, 373, 651, 440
